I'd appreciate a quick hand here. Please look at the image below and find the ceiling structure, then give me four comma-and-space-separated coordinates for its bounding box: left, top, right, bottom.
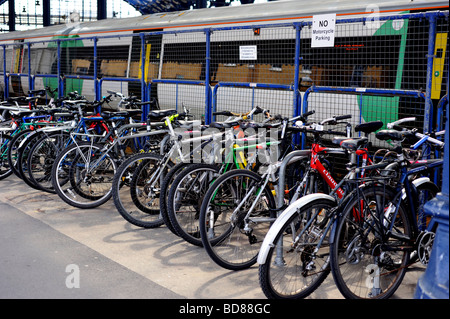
124, 0, 270, 14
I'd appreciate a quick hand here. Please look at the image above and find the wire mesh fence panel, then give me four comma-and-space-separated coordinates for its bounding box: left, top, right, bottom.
155, 30, 207, 119
211, 26, 296, 118
300, 17, 429, 130
0, 11, 447, 133
2, 43, 30, 102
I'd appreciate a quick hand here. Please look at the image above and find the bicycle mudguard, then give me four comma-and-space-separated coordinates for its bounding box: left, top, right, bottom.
257, 193, 336, 265
402, 177, 431, 200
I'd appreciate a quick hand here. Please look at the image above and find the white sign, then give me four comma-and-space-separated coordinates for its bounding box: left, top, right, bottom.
311, 14, 336, 48
240, 45, 257, 60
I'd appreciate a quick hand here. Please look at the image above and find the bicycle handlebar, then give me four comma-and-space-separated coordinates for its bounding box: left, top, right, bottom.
387, 117, 416, 129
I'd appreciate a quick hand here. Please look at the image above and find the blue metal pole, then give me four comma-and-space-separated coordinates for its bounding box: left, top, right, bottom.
27, 42, 32, 94
423, 13, 437, 135
140, 33, 148, 120
93, 37, 100, 102
3, 45, 8, 99
57, 40, 63, 98
204, 29, 211, 125
293, 22, 302, 118
293, 22, 303, 146
415, 52, 449, 300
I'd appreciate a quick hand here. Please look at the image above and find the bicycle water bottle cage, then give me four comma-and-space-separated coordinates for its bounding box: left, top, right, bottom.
354, 121, 383, 135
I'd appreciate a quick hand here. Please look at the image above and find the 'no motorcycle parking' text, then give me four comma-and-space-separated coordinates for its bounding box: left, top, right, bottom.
311, 14, 336, 48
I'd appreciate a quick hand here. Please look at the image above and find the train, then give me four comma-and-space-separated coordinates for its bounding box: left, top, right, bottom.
0, 0, 448, 129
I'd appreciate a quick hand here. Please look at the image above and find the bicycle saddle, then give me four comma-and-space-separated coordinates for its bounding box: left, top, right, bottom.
208, 121, 239, 129
11, 110, 34, 117
355, 121, 383, 134
239, 122, 278, 129
338, 137, 368, 151
331, 136, 349, 145
376, 129, 410, 141
28, 89, 46, 96
126, 109, 143, 117
148, 109, 177, 119
101, 111, 129, 119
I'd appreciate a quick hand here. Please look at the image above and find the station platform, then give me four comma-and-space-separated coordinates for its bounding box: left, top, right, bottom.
0, 174, 426, 300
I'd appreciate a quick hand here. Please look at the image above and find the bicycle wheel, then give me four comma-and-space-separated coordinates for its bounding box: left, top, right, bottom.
27, 131, 70, 193
52, 141, 117, 209
413, 181, 438, 265
159, 162, 190, 235
199, 169, 276, 270
330, 184, 411, 299
0, 134, 13, 180
167, 163, 220, 246
15, 130, 46, 188
7, 128, 33, 178
112, 152, 172, 228
259, 197, 336, 299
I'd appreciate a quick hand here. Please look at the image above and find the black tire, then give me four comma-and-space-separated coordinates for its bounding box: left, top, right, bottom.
0, 134, 13, 180
259, 197, 336, 299
27, 131, 70, 193
159, 162, 190, 235
167, 163, 220, 246
112, 152, 172, 228
51, 141, 117, 209
199, 169, 276, 270
330, 184, 411, 299
7, 128, 33, 178
15, 130, 47, 189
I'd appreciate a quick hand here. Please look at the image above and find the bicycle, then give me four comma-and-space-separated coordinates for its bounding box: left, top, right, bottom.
27, 97, 156, 194
163, 107, 283, 244
197, 112, 361, 271
111, 105, 271, 229
50, 101, 166, 208
257, 118, 386, 298
329, 117, 444, 299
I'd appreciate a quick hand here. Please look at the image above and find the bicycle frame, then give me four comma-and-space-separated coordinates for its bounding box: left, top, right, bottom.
384, 158, 443, 242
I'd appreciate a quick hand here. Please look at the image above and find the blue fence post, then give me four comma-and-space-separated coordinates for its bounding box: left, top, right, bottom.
423, 12, 437, 135
140, 33, 147, 105
27, 42, 32, 94
56, 40, 63, 98
293, 22, 303, 146
204, 28, 212, 125
415, 56, 449, 300
293, 22, 302, 118
2, 45, 8, 99
93, 37, 100, 102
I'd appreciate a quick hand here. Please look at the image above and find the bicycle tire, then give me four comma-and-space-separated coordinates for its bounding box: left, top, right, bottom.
199, 169, 276, 270
0, 134, 13, 180
112, 152, 172, 228
167, 163, 220, 246
330, 184, 411, 299
51, 141, 117, 209
7, 128, 33, 179
259, 197, 336, 299
159, 162, 190, 235
27, 131, 70, 193
15, 130, 46, 188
